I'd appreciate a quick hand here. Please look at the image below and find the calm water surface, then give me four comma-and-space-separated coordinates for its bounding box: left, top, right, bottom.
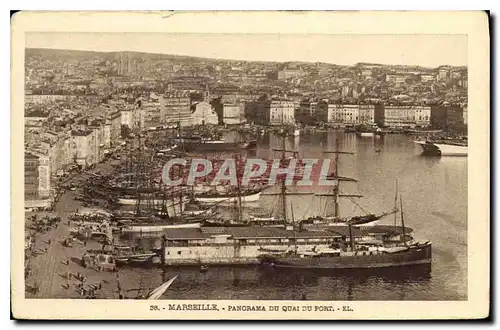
120, 132, 467, 301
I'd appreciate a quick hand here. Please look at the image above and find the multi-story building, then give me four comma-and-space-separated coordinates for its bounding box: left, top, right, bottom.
48, 134, 71, 175
437, 66, 450, 81
191, 101, 219, 125
463, 105, 468, 126
159, 95, 192, 127
120, 107, 145, 131
378, 105, 431, 128
70, 130, 94, 166
89, 125, 105, 163
341, 85, 351, 98
420, 74, 435, 83
24, 152, 39, 200
358, 105, 376, 125
269, 100, 296, 125
37, 154, 51, 198
430, 104, 464, 130
222, 103, 245, 125
103, 124, 111, 148
297, 100, 328, 125
385, 74, 407, 84
109, 111, 122, 144
277, 68, 306, 80
327, 104, 360, 124
246, 99, 296, 126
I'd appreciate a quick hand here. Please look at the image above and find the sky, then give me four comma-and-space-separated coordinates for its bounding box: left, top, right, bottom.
26, 33, 467, 67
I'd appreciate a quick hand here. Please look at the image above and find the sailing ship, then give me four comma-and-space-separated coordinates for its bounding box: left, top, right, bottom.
111, 136, 209, 234
258, 131, 432, 270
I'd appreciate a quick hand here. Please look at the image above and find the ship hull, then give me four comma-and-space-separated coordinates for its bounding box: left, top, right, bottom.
181, 140, 257, 153
195, 191, 261, 203
261, 243, 431, 270
122, 222, 201, 233
414, 141, 467, 156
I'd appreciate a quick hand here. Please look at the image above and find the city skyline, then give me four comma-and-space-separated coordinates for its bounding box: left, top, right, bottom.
26, 33, 467, 68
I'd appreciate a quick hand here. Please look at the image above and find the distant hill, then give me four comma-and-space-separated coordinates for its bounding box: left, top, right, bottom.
25, 47, 466, 70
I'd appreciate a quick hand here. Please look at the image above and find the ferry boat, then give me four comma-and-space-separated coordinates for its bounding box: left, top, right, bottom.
414, 140, 468, 156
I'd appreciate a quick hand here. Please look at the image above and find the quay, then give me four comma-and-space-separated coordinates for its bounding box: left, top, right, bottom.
24, 160, 125, 299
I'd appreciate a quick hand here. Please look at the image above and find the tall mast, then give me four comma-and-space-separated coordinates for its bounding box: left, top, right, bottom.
280, 130, 287, 224
235, 152, 243, 223
400, 196, 407, 246
333, 139, 340, 217
320, 139, 358, 217
393, 179, 398, 227
290, 205, 297, 250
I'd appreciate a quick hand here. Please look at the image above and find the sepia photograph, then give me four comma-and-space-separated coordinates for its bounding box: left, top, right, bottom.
11, 11, 490, 320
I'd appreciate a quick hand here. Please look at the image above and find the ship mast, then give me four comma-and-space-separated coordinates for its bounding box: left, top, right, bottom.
400, 196, 407, 246
393, 179, 398, 227
321, 138, 359, 251
234, 152, 243, 223
280, 132, 287, 224
290, 204, 297, 251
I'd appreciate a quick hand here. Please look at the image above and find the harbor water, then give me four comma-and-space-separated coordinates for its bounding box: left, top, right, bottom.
118, 132, 467, 301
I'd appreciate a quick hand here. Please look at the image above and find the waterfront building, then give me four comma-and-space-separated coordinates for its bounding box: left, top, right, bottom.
358, 105, 376, 125
327, 104, 361, 124
37, 154, 51, 198
248, 99, 296, 126
191, 101, 219, 125
70, 129, 94, 166
376, 105, 431, 128
268, 100, 296, 125
24, 152, 40, 200
297, 100, 328, 125
48, 135, 72, 175
430, 104, 464, 130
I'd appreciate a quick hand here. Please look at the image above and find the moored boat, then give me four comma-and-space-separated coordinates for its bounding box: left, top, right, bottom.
174, 136, 257, 153
414, 140, 468, 156
121, 222, 202, 233
259, 241, 432, 269
195, 188, 261, 203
